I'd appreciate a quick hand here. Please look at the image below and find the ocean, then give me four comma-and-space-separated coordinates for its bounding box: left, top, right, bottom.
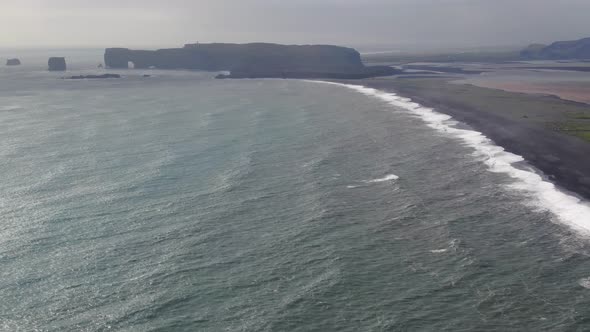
2, 50, 590, 331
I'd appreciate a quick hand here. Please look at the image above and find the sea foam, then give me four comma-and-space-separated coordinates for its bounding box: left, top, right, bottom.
310, 81, 590, 235
0, 105, 22, 111
366, 174, 399, 183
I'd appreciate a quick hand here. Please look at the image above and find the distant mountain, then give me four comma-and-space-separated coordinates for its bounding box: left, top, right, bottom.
521, 37, 590, 60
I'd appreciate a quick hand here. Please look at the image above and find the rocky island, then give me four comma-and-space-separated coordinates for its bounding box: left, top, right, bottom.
6, 58, 21, 66
105, 43, 398, 79
48, 57, 67, 71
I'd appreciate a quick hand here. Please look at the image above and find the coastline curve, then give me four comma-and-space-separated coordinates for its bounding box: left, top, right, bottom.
308, 80, 590, 235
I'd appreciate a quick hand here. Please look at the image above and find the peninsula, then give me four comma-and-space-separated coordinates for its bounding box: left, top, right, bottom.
104, 43, 398, 79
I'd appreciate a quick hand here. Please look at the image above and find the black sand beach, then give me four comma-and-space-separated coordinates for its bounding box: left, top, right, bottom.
334, 78, 590, 200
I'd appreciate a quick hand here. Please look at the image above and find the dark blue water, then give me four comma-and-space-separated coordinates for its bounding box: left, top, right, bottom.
2, 51, 590, 331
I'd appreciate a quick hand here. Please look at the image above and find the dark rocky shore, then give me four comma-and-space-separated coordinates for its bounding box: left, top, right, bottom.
335, 78, 590, 200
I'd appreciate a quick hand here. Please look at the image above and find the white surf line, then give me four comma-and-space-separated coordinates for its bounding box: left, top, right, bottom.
347, 174, 399, 188
365, 174, 399, 183
307, 80, 590, 235
0, 105, 22, 111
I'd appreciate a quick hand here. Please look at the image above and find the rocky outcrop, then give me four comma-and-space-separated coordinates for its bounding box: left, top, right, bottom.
105, 43, 399, 79
521, 37, 590, 59
6, 58, 21, 66
48, 57, 66, 71
65, 74, 121, 79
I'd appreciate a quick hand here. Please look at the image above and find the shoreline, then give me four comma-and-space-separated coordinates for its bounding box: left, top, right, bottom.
329, 78, 590, 202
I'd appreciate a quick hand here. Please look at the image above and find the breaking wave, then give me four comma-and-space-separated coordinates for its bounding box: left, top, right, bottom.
366, 174, 399, 183
310, 81, 590, 235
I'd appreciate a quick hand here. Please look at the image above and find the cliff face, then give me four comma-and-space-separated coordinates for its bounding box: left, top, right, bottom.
104, 43, 397, 79
521, 37, 590, 59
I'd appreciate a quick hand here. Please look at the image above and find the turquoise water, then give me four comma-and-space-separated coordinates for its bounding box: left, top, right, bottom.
2, 52, 590, 331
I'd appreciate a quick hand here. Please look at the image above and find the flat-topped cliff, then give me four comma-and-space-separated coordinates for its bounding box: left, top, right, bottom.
6, 58, 21, 66
104, 43, 398, 79
48, 57, 66, 71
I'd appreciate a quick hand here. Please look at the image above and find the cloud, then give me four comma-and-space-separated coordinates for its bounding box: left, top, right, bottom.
1, 0, 590, 48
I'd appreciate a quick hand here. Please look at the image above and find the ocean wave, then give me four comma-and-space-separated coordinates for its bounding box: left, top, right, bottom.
579, 277, 590, 289
310, 81, 590, 235
366, 174, 399, 183
346, 174, 399, 189
0, 105, 22, 111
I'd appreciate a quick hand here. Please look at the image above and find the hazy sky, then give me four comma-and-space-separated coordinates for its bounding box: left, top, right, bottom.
2, 0, 590, 50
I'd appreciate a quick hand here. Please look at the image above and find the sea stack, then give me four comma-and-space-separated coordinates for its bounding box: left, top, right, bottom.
48, 57, 66, 71
6, 58, 21, 66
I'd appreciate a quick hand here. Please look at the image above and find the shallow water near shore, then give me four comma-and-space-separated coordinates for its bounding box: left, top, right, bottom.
312, 81, 590, 234
2, 61, 590, 330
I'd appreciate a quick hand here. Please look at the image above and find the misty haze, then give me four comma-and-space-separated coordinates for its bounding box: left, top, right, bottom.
2, 1, 590, 331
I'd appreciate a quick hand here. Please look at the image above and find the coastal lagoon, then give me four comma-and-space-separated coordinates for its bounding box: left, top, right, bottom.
2, 50, 590, 330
